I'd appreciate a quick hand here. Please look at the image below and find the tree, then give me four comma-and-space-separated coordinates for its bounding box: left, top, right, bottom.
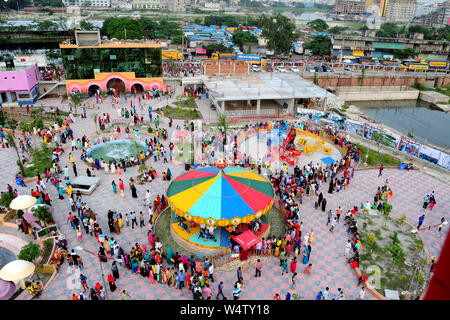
217, 114, 228, 152
359, 25, 369, 32
205, 43, 233, 55
34, 20, 60, 32
0, 109, 5, 126
303, 35, 331, 56
376, 23, 401, 38
6, 131, 25, 175
387, 232, 405, 270
69, 92, 82, 115
18, 242, 41, 262
194, 17, 203, 25
260, 14, 296, 56
307, 19, 329, 32
232, 29, 258, 51
101, 17, 143, 40
204, 15, 239, 27
2, 0, 32, 10
32, 205, 53, 227
382, 202, 392, 226
79, 20, 96, 31
393, 48, 415, 60
328, 26, 346, 35
171, 34, 187, 45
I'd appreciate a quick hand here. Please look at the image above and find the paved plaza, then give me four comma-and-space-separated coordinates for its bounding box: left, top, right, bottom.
0, 94, 448, 300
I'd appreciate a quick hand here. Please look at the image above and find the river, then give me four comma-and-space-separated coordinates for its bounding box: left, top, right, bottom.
354, 100, 450, 150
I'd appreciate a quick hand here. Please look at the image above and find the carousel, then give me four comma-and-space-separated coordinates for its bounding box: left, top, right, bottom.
167, 159, 275, 251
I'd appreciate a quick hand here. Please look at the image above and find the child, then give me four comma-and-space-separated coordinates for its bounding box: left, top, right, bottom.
125, 213, 130, 226
77, 228, 82, 241
77, 256, 83, 270
304, 263, 312, 275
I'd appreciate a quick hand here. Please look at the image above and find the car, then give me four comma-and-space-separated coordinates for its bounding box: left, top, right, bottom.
267, 66, 274, 72
277, 65, 286, 72
315, 66, 323, 72
291, 65, 299, 72
322, 65, 333, 72
252, 65, 260, 72
344, 67, 354, 72
307, 66, 315, 72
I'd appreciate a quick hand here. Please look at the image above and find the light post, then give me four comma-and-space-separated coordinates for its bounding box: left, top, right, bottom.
75, 246, 121, 300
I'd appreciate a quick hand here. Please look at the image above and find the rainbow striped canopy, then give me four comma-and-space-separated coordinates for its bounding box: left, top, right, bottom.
167, 167, 275, 227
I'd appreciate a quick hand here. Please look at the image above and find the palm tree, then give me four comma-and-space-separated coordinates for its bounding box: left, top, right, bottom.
217, 114, 228, 152
6, 131, 25, 175
70, 92, 82, 115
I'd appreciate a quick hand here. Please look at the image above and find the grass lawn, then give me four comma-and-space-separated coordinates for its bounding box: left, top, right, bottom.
24, 144, 54, 177
155, 106, 202, 120
355, 143, 401, 167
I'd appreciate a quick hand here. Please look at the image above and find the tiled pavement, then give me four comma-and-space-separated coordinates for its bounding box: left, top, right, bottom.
0, 94, 448, 300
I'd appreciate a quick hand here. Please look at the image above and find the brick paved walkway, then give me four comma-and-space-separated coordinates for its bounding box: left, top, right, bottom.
0, 94, 447, 300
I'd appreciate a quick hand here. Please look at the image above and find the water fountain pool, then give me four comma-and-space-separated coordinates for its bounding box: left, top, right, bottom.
0, 248, 16, 269
86, 140, 148, 163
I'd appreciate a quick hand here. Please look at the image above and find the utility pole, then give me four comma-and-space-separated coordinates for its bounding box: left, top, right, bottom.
124, 28, 127, 40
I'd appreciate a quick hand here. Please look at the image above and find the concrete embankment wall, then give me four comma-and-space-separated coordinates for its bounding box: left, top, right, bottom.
302, 73, 450, 88
336, 86, 420, 102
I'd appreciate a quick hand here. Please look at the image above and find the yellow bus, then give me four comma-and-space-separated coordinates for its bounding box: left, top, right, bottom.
162, 50, 182, 60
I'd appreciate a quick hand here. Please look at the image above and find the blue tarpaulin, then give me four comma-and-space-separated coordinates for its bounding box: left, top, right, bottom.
321, 157, 336, 164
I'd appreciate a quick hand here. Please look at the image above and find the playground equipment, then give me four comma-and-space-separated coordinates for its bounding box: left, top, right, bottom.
277, 127, 331, 166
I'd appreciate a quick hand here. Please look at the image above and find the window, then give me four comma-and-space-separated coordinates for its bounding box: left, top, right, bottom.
61, 47, 162, 79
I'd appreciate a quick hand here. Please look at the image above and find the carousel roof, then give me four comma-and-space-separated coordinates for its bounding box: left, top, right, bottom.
167, 167, 274, 226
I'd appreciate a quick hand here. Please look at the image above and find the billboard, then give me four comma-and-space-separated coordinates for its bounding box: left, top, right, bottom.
235, 54, 261, 62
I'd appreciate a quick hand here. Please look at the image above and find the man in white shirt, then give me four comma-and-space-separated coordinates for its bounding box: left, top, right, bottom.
145, 190, 152, 206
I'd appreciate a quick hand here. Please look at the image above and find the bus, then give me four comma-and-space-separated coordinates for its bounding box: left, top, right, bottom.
400, 63, 429, 71
427, 60, 448, 70
162, 50, 182, 61
211, 52, 236, 60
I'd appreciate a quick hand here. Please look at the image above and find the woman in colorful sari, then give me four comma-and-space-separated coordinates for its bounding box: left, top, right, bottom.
107, 274, 117, 292
131, 258, 139, 274
302, 245, 311, 265
290, 257, 297, 274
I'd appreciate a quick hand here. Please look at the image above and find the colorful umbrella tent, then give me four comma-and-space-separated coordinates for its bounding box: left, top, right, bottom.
232, 230, 262, 251
167, 167, 275, 227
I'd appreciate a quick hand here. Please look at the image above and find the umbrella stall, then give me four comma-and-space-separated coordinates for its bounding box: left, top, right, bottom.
0, 260, 35, 290
166, 161, 275, 251
231, 230, 262, 261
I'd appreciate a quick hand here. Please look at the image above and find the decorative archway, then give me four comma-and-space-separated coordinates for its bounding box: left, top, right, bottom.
130, 83, 144, 94
106, 78, 126, 92
88, 84, 101, 96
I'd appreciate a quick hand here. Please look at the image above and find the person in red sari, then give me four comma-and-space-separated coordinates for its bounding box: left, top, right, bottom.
290, 257, 297, 274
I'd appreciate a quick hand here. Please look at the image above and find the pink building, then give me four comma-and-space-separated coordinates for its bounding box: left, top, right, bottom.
0, 64, 39, 106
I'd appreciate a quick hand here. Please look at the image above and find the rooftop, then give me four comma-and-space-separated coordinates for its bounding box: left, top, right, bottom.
203, 73, 336, 102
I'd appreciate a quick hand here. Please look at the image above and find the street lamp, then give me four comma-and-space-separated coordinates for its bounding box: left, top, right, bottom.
75, 246, 122, 300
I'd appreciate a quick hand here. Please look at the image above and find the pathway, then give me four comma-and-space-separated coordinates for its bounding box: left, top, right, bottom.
0, 93, 447, 300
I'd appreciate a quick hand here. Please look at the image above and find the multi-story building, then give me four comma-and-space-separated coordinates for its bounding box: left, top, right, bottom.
132, 0, 162, 9
414, 2, 437, 18
167, 0, 186, 11
414, 1, 450, 29
59, 31, 163, 95
0, 64, 40, 106
379, 0, 389, 16
115, 0, 133, 10
62, 0, 111, 7
334, 0, 366, 15
332, 33, 450, 61
386, 0, 417, 23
